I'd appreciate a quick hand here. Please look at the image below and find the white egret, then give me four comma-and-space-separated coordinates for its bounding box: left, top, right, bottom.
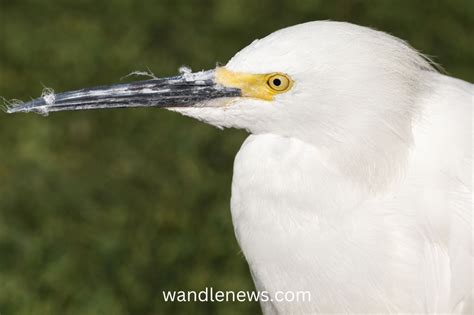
6, 21, 473, 314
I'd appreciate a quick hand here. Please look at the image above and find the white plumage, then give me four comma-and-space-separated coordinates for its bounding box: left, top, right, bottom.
174, 21, 473, 314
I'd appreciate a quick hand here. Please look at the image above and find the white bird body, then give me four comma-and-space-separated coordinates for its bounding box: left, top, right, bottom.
173, 21, 473, 313
231, 72, 473, 314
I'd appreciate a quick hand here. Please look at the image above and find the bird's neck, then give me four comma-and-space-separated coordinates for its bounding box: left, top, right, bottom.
292, 111, 415, 193
330, 129, 412, 193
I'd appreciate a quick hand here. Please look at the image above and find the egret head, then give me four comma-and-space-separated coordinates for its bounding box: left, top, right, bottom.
173, 22, 434, 150
7, 21, 434, 167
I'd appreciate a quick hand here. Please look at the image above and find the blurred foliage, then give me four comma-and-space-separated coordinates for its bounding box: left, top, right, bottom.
0, 0, 472, 314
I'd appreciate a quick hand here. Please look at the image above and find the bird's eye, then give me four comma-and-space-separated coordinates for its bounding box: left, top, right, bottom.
266, 74, 292, 92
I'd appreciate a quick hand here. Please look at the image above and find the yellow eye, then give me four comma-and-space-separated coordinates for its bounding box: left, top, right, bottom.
266, 73, 292, 92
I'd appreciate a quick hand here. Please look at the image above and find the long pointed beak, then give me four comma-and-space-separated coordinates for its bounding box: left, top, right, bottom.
5, 69, 241, 115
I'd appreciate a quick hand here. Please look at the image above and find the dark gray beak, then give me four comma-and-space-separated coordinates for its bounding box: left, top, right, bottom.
5, 69, 241, 115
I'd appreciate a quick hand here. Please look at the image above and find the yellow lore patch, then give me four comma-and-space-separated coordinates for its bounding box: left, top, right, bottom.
215, 67, 293, 101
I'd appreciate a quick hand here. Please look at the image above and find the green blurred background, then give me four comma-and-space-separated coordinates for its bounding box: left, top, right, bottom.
0, 0, 472, 314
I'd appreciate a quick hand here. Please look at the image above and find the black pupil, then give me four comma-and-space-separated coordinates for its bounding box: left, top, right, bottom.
272, 78, 282, 86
